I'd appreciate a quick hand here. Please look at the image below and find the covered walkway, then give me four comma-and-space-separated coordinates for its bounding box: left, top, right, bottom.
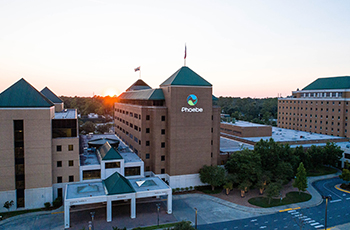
64, 172, 172, 229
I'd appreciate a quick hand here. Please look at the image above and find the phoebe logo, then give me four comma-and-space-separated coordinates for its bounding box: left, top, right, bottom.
187, 94, 198, 106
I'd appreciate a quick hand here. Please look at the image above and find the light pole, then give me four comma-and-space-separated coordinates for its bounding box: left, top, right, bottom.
90, 211, 95, 230
322, 195, 332, 230
156, 203, 160, 226
194, 207, 198, 229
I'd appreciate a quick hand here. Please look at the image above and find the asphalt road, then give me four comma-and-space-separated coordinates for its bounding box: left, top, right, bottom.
199, 177, 350, 230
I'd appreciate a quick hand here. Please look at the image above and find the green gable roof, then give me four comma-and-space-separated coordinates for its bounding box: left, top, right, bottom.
0, 78, 54, 108
103, 172, 135, 195
41, 87, 63, 103
160, 66, 212, 87
303, 76, 350, 90
98, 142, 123, 161
118, 88, 165, 100
126, 79, 152, 91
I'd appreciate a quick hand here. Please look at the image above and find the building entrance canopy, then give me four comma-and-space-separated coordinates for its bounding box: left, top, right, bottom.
64, 172, 172, 228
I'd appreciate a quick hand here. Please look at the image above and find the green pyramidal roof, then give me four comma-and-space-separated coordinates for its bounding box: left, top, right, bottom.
98, 142, 123, 161
0, 78, 54, 108
103, 171, 135, 195
41, 87, 63, 103
303, 76, 350, 90
160, 66, 212, 87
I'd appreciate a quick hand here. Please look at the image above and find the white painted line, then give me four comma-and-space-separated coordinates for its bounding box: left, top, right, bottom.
291, 212, 299, 215
274, 220, 278, 222
264, 221, 268, 223
310, 222, 320, 226
251, 219, 257, 222
330, 199, 342, 203
288, 210, 296, 213
308, 220, 315, 223
314, 225, 324, 228
244, 225, 248, 227
300, 216, 308, 219
346, 197, 350, 200
305, 218, 311, 221
259, 226, 267, 229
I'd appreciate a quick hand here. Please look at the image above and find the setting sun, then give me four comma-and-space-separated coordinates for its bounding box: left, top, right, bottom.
103, 88, 119, 97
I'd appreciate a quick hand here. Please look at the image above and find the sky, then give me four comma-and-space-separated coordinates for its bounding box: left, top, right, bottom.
1, 0, 350, 98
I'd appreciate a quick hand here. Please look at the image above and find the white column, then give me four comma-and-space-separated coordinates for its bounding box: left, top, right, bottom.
107, 197, 112, 222
167, 191, 172, 214
131, 194, 136, 218
64, 202, 70, 229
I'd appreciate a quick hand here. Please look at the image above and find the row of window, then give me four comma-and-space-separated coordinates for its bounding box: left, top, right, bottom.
56, 145, 74, 152
115, 109, 141, 119
57, 160, 74, 167
280, 107, 348, 113
300, 92, 343, 98
57, 175, 74, 183
280, 100, 349, 105
145, 154, 166, 161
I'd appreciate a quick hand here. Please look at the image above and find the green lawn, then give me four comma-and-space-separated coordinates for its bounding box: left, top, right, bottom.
248, 192, 312, 208
306, 165, 338, 177
0, 208, 43, 220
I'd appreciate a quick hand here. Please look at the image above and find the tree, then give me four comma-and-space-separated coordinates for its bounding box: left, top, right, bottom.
275, 161, 294, 184
96, 124, 112, 134
223, 182, 233, 195
3, 200, 14, 212
293, 162, 308, 195
199, 165, 226, 191
266, 182, 282, 204
80, 121, 96, 134
323, 142, 343, 167
339, 169, 350, 185
238, 180, 252, 198
225, 148, 261, 185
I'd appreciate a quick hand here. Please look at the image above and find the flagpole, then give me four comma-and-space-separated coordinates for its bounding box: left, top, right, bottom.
184, 44, 187, 66
139, 68, 141, 79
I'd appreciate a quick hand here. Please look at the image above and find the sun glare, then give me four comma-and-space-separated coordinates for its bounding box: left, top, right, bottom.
104, 88, 118, 97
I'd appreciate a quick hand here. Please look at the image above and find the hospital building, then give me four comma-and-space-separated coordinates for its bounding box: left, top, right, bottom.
114, 66, 221, 188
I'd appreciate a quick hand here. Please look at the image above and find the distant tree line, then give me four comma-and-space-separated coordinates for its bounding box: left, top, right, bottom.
60, 96, 118, 116
215, 97, 278, 125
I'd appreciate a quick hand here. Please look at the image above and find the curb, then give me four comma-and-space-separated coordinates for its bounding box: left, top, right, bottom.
0, 206, 64, 226
335, 184, 350, 194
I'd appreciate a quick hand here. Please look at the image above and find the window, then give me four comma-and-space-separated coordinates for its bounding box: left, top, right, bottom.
57, 161, 62, 167
146, 141, 150, 146
68, 145, 73, 151
56, 145, 62, 152
161, 116, 165, 121
57, 176, 62, 183
125, 167, 141, 176
146, 154, 150, 159
69, 160, 74, 167
146, 128, 150, 133
161, 129, 165, 135
69, 175, 74, 182
161, 168, 165, 174
146, 166, 150, 171
146, 115, 150, 120
83, 170, 101, 180
105, 162, 120, 168
161, 155, 165, 161
161, 142, 165, 148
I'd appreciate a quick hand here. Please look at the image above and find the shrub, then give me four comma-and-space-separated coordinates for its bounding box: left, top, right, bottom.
53, 197, 62, 208
189, 186, 193, 190
185, 187, 189, 191
44, 202, 51, 209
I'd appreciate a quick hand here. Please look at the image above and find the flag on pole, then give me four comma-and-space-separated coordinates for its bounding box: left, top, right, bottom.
134, 66, 140, 72
184, 44, 187, 59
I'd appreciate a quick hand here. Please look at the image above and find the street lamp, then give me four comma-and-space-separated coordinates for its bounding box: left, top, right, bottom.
194, 208, 198, 229
90, 211, 95, 230
322, 195, 332, 230
156, 203, 160, 226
